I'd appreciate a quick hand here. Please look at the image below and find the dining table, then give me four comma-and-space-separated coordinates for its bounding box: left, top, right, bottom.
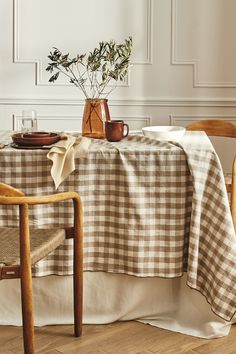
0, 129, 235, 339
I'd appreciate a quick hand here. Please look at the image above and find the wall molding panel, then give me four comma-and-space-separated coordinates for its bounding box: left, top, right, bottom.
132, 0, 153, 65
13, 0, 128, 87
171, 0, 236, 88
13, 114, 151, 131
3, 98, 236, 108
13, 0, 153, 88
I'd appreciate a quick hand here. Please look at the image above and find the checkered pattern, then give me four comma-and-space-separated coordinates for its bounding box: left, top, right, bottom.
0, 131, 235, 321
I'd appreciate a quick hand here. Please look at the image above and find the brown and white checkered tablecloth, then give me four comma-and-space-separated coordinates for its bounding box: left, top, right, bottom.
0, 130, 235, 321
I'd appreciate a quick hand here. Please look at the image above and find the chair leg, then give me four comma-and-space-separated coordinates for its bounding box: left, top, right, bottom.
73, 197, 83, 337
21, 272, 35, 354
73, 255, 83, 337
20, 204, 35, 354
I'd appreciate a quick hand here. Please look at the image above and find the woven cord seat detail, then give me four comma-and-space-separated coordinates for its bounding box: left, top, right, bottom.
0, 227, 66, 267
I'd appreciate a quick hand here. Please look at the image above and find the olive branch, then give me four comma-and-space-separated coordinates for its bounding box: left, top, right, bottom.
46, 37, 132, 99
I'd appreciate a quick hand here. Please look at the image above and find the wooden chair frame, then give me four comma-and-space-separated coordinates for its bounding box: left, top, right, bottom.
0, 183, 83, 354
186, 119, 236, 228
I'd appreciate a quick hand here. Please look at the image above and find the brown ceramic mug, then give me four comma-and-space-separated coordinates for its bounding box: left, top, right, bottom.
105, 120, 129, 142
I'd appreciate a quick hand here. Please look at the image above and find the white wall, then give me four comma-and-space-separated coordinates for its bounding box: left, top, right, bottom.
0, 0, 235, 170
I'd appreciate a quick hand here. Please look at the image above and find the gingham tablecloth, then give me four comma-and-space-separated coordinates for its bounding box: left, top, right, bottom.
0, 130, 235, 321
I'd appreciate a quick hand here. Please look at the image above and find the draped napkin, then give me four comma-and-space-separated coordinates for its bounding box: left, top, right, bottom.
47, 134, 91, 189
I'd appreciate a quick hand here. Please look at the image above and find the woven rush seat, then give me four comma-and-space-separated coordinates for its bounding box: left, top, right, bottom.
0, 227, 65, 267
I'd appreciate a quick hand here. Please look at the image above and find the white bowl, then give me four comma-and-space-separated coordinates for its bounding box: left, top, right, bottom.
142, 126, 186, 141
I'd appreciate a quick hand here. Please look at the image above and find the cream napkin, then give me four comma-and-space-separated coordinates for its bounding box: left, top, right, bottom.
47, 134, 91, 189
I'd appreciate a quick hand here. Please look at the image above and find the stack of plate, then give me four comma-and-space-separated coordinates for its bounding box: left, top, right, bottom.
11, 132, 61, 149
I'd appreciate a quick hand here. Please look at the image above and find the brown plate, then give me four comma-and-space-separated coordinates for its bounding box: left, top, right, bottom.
11, 143, 51, 150
12, 132, 61, 146
22, 131, 52, 138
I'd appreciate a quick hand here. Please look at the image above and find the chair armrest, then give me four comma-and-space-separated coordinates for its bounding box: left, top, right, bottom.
0, 191, 80, 205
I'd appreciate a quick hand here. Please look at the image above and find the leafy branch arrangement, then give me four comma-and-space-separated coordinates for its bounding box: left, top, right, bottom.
46, 36, 132, 99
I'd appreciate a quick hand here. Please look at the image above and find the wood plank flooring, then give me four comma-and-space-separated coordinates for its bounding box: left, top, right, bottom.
0, 321, 236, 354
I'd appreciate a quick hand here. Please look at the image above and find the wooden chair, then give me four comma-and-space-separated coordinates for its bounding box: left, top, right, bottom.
186, 119, 236, 228
0, 183, 83, 354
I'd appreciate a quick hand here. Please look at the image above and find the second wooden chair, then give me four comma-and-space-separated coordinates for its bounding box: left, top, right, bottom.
186, 119, 236, 228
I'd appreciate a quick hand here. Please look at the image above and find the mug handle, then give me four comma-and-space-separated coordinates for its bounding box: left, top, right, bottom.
123, 123, 129, 137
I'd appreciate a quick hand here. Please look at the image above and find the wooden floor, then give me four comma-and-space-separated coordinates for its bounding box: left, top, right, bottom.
0, 321, 236, 354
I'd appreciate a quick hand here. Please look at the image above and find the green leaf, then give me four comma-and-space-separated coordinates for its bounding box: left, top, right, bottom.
49, 71, 60, 83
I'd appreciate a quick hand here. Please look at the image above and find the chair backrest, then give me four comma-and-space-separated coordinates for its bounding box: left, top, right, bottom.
186, 119, 236, 138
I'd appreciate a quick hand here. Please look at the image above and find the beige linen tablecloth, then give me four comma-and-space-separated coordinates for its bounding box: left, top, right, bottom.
0, 273, 232, 339
0, 131, 235, 322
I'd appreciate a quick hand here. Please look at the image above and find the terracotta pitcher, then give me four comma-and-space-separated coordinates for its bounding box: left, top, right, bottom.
82, 99, 110, 139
